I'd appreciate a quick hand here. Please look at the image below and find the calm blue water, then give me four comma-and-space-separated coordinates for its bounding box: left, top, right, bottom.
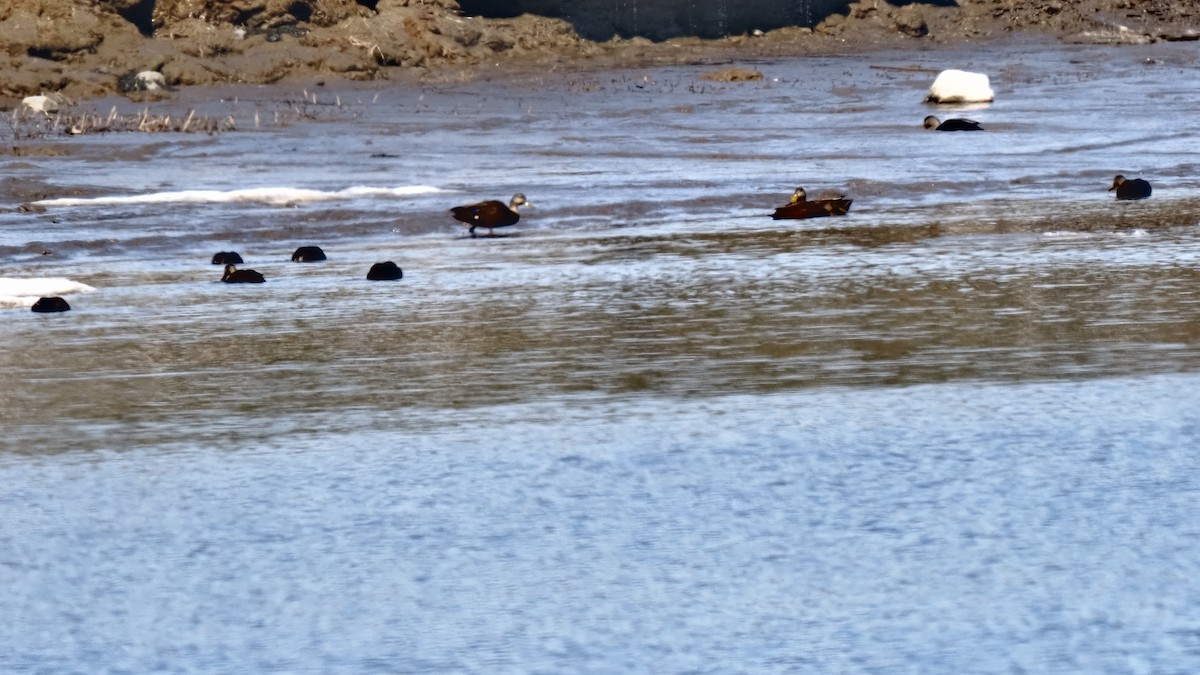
3, 378, 1199, 672
3, 40, 1200, 672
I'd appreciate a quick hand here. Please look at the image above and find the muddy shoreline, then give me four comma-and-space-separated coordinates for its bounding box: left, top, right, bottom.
1, 0, 1198, 106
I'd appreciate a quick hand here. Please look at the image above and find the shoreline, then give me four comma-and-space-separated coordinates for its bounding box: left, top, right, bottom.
1, 0, 1198, 106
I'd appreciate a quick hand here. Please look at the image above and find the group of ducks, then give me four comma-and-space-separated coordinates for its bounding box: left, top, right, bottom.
771, 114, 1154, 221
213, 196, 541, 288
215, 246, 405, 286
27, 198, 530, 312
22, 108, 1157, 312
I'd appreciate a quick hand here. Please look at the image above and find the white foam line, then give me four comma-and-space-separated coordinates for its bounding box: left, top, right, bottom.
0, 278, 96, 309
0, 278, 97, 296
35, 185, 447, 207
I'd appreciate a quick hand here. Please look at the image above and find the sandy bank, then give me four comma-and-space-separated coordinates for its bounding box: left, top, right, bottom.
0, 0, 1198, 106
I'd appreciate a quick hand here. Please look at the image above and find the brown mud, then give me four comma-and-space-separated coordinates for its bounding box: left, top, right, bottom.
0, 0, 1197, 105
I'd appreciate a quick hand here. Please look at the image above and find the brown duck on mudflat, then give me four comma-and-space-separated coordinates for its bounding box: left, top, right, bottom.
771, 187, 853, 220
221, 264, 265, 283
450, 194, 531, 237
1109, 175, 1152, 200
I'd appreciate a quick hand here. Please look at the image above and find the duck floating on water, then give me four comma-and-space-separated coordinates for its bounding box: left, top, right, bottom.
211, 251, 243, 265
771, 187, 853, 220
923, 116, 983, 132
1109, 175, 1152, 200
31, 296, 71, 313
450, 194, 531, 237
221, 264, 265, 283
367, 261, 403, 281
292, 246, 326, 262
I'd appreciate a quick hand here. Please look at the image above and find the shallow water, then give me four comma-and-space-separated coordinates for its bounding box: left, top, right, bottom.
3, 41, 1200, 671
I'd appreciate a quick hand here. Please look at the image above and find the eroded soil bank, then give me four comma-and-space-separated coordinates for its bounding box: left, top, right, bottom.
0, 0, 1197, 104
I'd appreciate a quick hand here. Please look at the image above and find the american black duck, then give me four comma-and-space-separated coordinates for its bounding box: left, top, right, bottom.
292, 246, 327, 262
450, 194, 531, 237
1109, 175, 1152, 200
923, 115, 983, 131
367, 261, 404, 281
221, 264, 265, 283
771, 187, 853, 220
31, 296, 70, 313
211, 251, 243, 265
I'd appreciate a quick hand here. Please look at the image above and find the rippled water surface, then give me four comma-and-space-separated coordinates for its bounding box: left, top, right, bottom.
3, 41, 1200, 672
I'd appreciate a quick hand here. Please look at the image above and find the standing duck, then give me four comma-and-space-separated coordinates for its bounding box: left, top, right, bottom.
771, 187, 853, 220
923, 115, 983, 131
221, 264, 265, 283
1109, 175, 1152, 200
450, 194, 531, 237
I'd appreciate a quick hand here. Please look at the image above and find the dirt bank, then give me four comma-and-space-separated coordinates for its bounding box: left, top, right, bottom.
0, 0, 1197, 104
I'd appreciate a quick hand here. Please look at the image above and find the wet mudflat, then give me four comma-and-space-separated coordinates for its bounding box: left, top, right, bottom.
2, 40, 1200, 671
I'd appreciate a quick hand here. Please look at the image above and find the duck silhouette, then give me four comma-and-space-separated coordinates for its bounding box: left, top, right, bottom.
31, 296, 71, 313
1109, 175, 1152, 200
450, 194, 531, 237
221, 264, 265, 283
367, 261, 403, 281
923, 115, 983, 131
292, 246, 327, 262
771, 187, 853, 220
211, 251, 243, 265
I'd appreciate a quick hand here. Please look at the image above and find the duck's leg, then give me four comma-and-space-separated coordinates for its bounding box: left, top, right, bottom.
469, 225, 477, 238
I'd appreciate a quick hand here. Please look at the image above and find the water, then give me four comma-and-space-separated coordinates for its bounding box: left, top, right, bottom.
3, 41, 1200, 671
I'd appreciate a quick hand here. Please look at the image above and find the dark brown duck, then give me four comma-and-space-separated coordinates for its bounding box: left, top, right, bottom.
1109, 175, 1152, 200
923, 116, 983, 132
292, 246, 327, 262
450, 194, 531, 237
221, 264, 265, 283
211, 251, 243, 265
31, 296, 71, 313
367, 261, 403, 281
771, 187, 853, 220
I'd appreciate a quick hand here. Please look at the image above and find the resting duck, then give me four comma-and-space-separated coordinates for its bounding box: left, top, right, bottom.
771, 187, 853, 220
1109, 175, 1152, 200
292, 246, 326, 262
923, 115, 983, 131
221, 264, 265, 283
211, 251, 243, 265
31, 296, 71, 313
367, 261, 403, 281
450, 194, 531, 237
